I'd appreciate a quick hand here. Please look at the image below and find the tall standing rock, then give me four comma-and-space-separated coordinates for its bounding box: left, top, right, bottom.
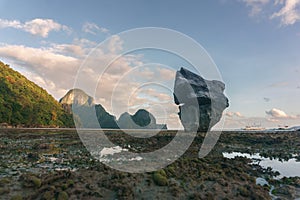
173, 67, 229, 132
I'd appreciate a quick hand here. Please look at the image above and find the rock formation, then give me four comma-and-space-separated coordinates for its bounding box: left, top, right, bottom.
118, 109, 167, 130
59, 89, 94, 109
173, 67, 229, 132
60, 89, 118, 128
60, 89, 167, 130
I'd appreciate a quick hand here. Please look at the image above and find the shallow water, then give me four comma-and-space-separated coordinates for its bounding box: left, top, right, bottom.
223, 152, 300, 178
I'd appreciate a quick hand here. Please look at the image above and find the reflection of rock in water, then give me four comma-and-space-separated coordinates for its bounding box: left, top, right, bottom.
173, 67, 229, 132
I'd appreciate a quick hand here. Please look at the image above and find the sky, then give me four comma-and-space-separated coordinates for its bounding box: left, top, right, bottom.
0, 0, 299, 129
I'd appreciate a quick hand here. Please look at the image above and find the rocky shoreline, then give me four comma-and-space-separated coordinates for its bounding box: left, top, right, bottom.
0, 129, 299, 199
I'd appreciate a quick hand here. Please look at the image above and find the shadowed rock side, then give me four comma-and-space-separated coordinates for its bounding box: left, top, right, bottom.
173, 67, 229, 132
118, 109, 167, 129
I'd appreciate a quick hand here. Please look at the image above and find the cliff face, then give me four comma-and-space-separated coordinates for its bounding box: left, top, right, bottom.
0, 61, 74, 128
59, 89, 94, 106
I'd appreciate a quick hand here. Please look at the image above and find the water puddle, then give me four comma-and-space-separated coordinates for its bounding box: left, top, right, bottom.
223, 152, 300, 178
98, 146, 143, 163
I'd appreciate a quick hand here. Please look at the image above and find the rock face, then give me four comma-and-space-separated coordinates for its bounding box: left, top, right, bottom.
118, 109, 167, 129
173, 67, 229, 132
59, 88, 94, 107
60, 89, 118, 128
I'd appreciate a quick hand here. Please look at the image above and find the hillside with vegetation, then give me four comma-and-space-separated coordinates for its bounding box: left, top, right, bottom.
0, 61, 74, 128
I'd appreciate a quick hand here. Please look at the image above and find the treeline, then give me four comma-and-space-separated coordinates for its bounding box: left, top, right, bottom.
0, 61, 74, 127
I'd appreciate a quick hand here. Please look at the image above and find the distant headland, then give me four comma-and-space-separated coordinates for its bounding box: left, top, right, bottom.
0, 61, 167, 129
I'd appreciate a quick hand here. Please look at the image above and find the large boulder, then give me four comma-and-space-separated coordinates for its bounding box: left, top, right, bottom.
173, 67, 229, 132
118, 109, 167, 130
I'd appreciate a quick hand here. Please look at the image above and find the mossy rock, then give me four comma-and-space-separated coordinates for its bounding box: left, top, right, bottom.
22, 175, 41, 188
153, 172, 168, 186
57, 191, 68, 200
0, 187, 10, 195
29, 176, 42, 188
238, 186, 250, 197
61, 183, 68, 190
66, 179, 74, 187
0, 178, 10, 186
271, 189, 278, 195
157, 169, 167, 177
11, 195, 23, 200
43, 191, 54, 200
167, 166, 175, 175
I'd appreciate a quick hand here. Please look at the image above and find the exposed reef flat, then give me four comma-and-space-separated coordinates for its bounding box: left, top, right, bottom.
0, 129, 299, 199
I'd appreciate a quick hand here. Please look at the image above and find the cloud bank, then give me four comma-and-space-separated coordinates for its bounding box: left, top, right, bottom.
265, 108, 296, 119
0, 18, 70, 37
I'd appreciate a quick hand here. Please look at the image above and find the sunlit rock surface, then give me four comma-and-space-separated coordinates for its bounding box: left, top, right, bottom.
59, 88, 94, 106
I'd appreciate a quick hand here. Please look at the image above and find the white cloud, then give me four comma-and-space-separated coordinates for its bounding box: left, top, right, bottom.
23, 19, 70, 37
159, 68, 176, 81
107, 35, 123, 54
0, 19, 22, 28
73, 38, 97, 47
270, 0, 300, 25
225, 111, 244, 117
265, 108, 296, 119
242, 0, 270, 16
235, 112, 243, 117
269, 81, 289, 87
0, 18, 71, 37
50, 43, 86, 57
240, 0, 300, 26
82, 22, 109, 35
0, 44, 80, 99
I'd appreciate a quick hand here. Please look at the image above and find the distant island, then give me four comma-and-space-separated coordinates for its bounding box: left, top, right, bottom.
60, 88, 167, 129
0, 61, 167, 129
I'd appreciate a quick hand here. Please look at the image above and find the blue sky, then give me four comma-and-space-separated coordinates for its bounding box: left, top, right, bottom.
0, 0, 299, 129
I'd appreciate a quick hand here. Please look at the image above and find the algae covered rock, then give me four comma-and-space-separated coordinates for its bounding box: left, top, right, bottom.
153, 169, 168, 186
